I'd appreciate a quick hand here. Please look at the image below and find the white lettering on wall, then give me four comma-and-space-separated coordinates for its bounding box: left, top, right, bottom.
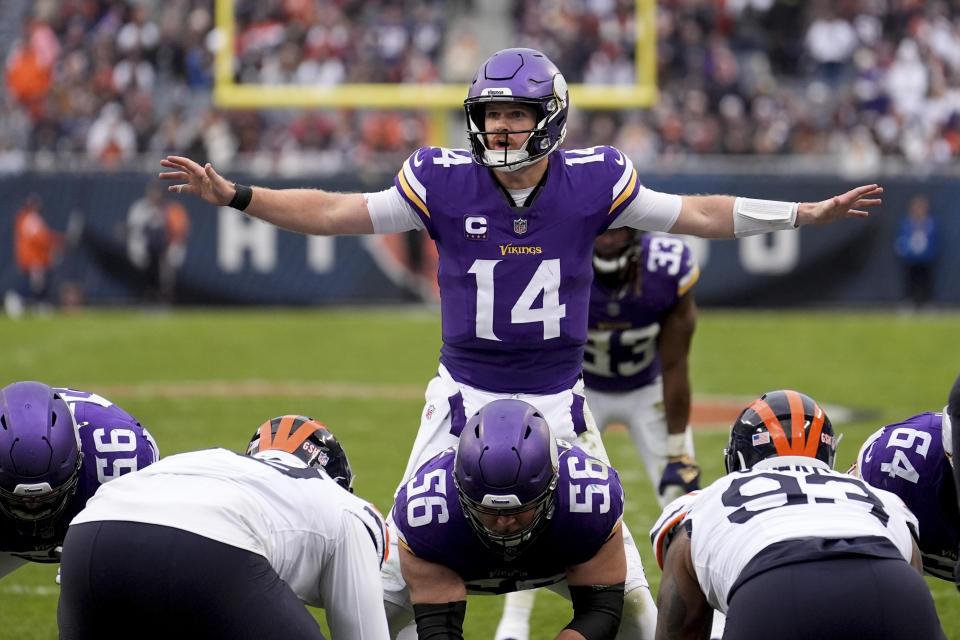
740, 230, 799, 275
217, 208, 277, 272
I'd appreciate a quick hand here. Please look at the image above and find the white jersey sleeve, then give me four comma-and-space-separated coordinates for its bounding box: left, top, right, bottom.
364, 187, 425, 234
650, 491, 700, 570
317, 512, 391, 640
609, 185, 682, 233
70, 447, 390, 632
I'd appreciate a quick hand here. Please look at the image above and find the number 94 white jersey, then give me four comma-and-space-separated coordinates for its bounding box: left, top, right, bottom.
650, 456, 919, 613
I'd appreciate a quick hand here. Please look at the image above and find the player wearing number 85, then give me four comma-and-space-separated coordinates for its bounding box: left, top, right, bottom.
849, 371, 960, 583
0, 381, 158, 579
389, 399, 629, 640
649, 389, 946, 640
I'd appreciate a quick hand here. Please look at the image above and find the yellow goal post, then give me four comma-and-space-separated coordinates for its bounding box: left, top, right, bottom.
213, 0, 658, 145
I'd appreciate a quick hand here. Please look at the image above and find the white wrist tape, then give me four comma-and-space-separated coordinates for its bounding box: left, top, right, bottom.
666, 432, 688, 458
732, 197, 799, 238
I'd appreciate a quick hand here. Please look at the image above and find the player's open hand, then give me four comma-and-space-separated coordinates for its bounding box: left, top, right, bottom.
159, 156, 236, 206
798, 184, 883, 227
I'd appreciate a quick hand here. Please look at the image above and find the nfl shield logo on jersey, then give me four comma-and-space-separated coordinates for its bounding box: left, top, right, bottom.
513, 218, 528, 235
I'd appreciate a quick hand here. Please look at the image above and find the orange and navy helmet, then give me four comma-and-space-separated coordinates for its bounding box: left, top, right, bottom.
246, 415, 354, 492
724, 390, 836, 473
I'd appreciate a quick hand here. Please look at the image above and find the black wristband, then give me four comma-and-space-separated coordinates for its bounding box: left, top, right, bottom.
228, 184, 253, 211
413, 601, 466, 640
565, 583, 625, 640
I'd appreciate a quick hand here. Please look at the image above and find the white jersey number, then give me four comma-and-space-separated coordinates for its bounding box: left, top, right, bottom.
469, 259, 567, 341
647, 237, 684, 276
406, 469, 450, 527
567, 457, 611, 514
92, 428, 141, 483
583, 325, 660, 378
879, 427, 932, 484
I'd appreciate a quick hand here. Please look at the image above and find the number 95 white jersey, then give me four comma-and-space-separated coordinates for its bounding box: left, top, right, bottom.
651, 455, 919, 613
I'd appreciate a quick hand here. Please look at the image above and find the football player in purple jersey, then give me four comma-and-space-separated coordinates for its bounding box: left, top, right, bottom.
160, 46, 881, 474
585, 228, 701, 505
850, 371, 960, 585
0, 381, 158, 578
497, 227, 702, 640
162, 47, 882, 637
388, 399, 630, 640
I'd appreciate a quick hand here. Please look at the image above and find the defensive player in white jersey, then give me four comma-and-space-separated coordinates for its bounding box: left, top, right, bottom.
57, 415, 390, 640
161, 47, 882, 638
649, 390, 945, 640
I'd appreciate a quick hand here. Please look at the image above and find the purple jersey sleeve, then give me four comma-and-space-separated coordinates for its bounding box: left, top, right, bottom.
393, 145, 648, 394
856, 412, 959, 580
0, 389, 159, 562
55, 388, 160, 517
583, 235, 699, 392
392, 443, 624, 594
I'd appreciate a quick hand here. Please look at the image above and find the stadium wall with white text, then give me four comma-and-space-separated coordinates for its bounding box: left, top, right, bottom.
1, 173, 957, 307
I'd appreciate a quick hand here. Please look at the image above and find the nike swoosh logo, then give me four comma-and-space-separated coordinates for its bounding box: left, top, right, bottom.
413, 151, 424, 167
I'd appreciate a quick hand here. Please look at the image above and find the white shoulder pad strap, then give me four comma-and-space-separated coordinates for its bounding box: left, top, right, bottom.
650, 491, 699, 569
733, 197, 798, 238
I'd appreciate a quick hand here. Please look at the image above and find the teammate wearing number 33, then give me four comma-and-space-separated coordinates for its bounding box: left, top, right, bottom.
0, 381, 158, 580
649, 389, 945, 639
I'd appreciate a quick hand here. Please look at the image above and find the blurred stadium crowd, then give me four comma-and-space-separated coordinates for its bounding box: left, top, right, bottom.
2, 0, 958, 176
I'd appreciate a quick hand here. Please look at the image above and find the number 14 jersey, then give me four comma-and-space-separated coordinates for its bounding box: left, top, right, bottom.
394, 146, 677, 394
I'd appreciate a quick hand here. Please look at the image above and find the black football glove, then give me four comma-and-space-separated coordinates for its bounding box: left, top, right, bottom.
659, 455, 701, 496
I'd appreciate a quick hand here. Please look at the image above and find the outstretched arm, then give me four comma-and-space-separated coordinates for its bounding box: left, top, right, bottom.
159, 155, 375, 235
669, 184, 883, 238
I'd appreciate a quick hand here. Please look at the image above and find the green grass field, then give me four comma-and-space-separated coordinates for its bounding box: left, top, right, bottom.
0, 308, 957, 638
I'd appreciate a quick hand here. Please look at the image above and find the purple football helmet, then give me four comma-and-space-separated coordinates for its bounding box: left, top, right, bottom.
463, 48, 569, 172
0, 382, 82, 532
454, 399, 559, 557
